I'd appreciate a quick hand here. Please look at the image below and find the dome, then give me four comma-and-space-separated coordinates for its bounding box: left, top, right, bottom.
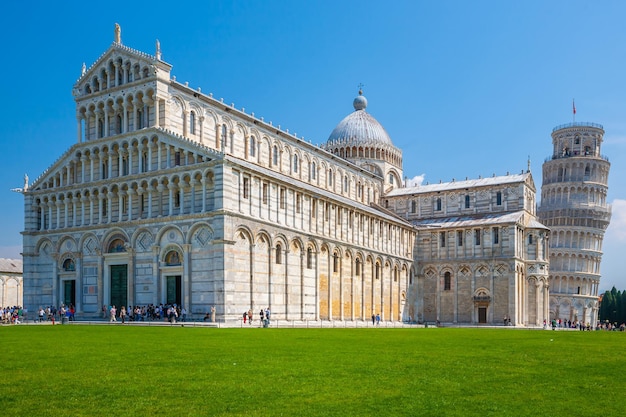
326, 90, 393, 146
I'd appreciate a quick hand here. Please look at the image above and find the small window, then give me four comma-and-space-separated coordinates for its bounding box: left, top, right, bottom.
190, 111, 196, 135
457, 231, 463, 246
296, 193, 301, 213
262, 183, 268, 204
440, 231, 446, 247
243, 177, 249, 199
475, 229, 481, 245
249, 136, 256, 157
175, 151, 181, 166
344, 175, 349, 193
312, 199, 317, 218
293, 154, 299, 173
375, 263, 380, 280
496, 191, 502, 206
333, 253, 339, 273
280, 188, 286, 209
311, 162, 317, 180
528, 234, 533, 245
444, 272, 451, 291
307, 248, 313, 269
355, 258, 361, 276
174, 192, 180, 208
221, 125, 228, 149
436, 198, 442, 211
493, 227, 499, 244
276, 245, 282, 264
273, 145, 279, 166
411, 200, 416, 213
328, 170, 333, 187
465, 195, 470, 209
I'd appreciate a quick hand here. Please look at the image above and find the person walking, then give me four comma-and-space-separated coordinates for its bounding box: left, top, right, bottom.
120, 306, 127, 324
110, 305, 117, 322
243, 311, 247, 324
248, 309, 253, 325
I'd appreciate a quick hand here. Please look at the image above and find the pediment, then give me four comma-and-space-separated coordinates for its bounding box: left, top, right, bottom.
73, 42, 172, 98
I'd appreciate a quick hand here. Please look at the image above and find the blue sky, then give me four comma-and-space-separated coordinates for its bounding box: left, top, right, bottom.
1, 1, 624, 291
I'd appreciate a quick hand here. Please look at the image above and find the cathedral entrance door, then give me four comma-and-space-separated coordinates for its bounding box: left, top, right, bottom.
63, 280, 76, 307
110, 265, 128, 308
478, 307, 487, 323
166, 276, 182, 306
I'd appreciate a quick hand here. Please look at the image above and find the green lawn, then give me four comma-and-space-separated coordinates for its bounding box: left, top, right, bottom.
1, 325, 623, 416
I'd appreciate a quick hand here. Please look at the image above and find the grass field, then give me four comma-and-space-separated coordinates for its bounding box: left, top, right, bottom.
1, 325, 624, 416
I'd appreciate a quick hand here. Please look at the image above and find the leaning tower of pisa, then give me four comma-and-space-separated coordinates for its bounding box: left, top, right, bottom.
538, 122, 611, 327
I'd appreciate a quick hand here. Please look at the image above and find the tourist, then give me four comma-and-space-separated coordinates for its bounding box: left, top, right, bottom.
265, 307, 271, 327
120, 306, 127, 324
376, 313, 381, 326
110, 305, 117, 322
260, 308, 265, 327
243, 311, 247, 324
248, 309, 253, 325
371, 314, 375, 325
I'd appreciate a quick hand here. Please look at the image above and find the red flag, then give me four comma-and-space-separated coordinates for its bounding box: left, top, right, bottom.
573, 99, 576, 115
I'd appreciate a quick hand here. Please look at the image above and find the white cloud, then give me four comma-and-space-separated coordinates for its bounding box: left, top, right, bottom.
405, 174, 426, 187
606, 199, 626, 241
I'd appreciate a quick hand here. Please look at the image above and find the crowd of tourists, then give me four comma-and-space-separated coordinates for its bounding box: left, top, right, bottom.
1, 306, 26, 324
103, 303, 187, 323
545, 318, 626, 331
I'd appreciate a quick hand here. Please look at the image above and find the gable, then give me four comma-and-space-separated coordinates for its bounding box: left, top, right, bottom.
73, 42, 172, 99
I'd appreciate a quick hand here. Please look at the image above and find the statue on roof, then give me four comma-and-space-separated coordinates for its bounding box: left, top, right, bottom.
81, 62, 86, 76
156, 39, 161, 60
114, 23, 121, 44
23, 174, 29, 191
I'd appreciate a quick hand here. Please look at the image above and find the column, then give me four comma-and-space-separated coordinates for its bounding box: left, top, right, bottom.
81, 196, 87, 226
40, 202, 46, 231
168, 184, 174, 216
118, 191, 123, 222
81, 155, 87, 183
55, 200, 61, 229
201, 178, 207, 212
64, 200, 69, 228
122, 102, 128, 134
147, 187, 153, 218
189, 178, 196, 214
98, 195, 104, 224
183, 244, 191, 312
128, 189, 133, 221
154, 96, 160, 127
178, 182, 185, 215
108, 151, 113, 179
104, 106, 110, 137
72, 198, 77, 227
76, 114, 83, 143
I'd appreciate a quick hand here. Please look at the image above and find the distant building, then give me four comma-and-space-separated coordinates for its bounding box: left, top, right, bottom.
538, 122, 611, 327
21, 26, 550, 326
0, 258, 23, 307
386, 174, 550, 326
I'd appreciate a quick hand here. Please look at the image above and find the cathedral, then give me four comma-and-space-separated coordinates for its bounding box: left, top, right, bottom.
22, 26, 556, 326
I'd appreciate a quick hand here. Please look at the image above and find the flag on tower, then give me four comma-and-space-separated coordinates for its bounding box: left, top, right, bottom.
573, 99, 576, 115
